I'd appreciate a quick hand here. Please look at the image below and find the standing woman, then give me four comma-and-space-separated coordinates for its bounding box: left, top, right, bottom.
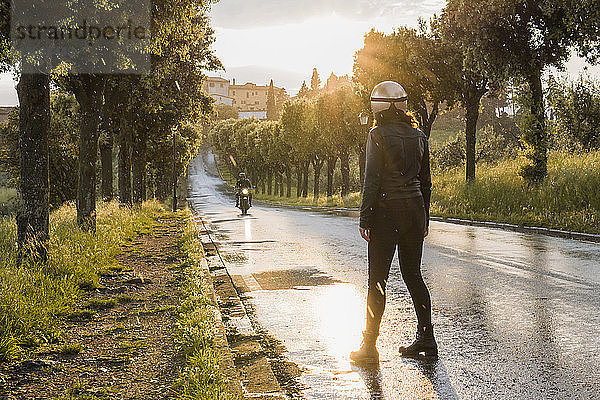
350, 81, 436, 364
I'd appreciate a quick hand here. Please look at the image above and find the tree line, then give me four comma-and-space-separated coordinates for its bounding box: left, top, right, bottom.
209, 83, 367, 200
0, 0, 220, 260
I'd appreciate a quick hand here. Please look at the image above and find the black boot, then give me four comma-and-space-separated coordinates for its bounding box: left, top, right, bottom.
350, 331, 379, 364
399, 324, 438, 359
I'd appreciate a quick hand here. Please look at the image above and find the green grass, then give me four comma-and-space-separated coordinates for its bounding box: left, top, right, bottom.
52, 380, 112, 400
172, 213, 238, 400
0, 201, 163, 361
58, 342, 83, 355
430, 150, 600, 234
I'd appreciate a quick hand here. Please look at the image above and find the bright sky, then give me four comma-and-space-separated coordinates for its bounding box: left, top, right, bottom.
1, 0, 599, 104
208, 0, 600, 94
214, 15, 375, 76
209, 0, 445, 92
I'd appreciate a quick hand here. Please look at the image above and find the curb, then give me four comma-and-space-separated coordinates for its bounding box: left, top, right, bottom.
197, 256, 245, 398
429, 216, 600, 243
192, 213, 287, 399
256, 200, 600, 243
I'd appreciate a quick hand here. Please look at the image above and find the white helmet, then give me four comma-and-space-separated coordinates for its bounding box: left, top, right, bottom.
370, 81, 408, 114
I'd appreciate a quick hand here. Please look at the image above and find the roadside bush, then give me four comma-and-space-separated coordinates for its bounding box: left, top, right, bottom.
547, 75, 600, 151
431, 125, 520, 171
431, 134, 465, 170
0, 92, 79, 208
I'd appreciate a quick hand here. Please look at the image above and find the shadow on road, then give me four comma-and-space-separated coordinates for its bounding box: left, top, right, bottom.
352, 364, 384, 399
352, 358, 459, 400
409, 358, 459, 400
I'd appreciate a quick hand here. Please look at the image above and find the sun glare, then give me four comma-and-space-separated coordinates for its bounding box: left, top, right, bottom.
215, 14, 374, 78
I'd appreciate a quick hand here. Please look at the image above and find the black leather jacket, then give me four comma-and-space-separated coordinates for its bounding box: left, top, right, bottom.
236, 178, 252, 190
360, 118, 432, 229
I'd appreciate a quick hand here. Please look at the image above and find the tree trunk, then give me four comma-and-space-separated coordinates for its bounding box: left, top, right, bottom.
99, 128, 113, 202
16, 73, 50, 262
465, 95, 481, 182
267, 169, 273, 195
286, 167, 292, 198
72, 75, 105, 231
326, 156, 336, 198
157, 171, 169, 201
302, 162, 309, 198
312, 159, 323, 199
340, 150, 350, 197
141, 171, 147, 202
100, 82, 120, 202
118, 106, 133, 206
296, 164, 302, 197
132, 127, 147, 204
415, 100, 440, 139
279, 172, 285, 197
522, 68, 547, 182
260, 173, 266, 194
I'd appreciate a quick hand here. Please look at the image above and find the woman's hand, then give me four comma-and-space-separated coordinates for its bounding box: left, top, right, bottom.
360, 228, 371, 242
424, 228, 429, 238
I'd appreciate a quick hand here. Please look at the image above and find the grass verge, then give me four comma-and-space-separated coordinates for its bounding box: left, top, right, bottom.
0, 201, 161, 361
255, 192, 361, 209
172, 213, 238, 400
431, 150, 600, 234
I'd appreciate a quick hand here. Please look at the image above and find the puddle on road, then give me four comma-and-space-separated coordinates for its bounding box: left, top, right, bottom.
252, 268, 343, 291
211, 217, 259, 224
225, 240, 277, 245
222, 252, 248, 263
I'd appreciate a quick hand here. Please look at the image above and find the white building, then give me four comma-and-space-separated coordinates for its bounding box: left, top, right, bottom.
203, 77, 234, 106
204, 76, 289, 120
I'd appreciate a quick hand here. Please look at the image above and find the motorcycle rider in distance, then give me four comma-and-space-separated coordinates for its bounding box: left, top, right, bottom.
235, 172, 253, 208
350, 81, 436, 364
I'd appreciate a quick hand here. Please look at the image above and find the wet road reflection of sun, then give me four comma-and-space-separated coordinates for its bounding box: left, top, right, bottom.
316, 284, 364, 366
313, 283, 443, 399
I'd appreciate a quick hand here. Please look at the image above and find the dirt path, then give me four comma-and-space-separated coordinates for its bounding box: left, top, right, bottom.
1, 215, 186, 400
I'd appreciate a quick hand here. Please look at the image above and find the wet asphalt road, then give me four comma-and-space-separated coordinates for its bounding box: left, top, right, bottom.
187, 150, 600, 400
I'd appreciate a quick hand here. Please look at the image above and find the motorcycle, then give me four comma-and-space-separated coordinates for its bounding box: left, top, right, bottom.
238, 188, 251, 215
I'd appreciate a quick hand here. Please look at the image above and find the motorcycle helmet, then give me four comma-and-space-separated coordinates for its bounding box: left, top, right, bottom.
239, 172, 246, 179
370, 81, 408, 115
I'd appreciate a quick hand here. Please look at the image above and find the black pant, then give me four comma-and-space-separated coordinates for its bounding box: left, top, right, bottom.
366, 196, 431, 335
